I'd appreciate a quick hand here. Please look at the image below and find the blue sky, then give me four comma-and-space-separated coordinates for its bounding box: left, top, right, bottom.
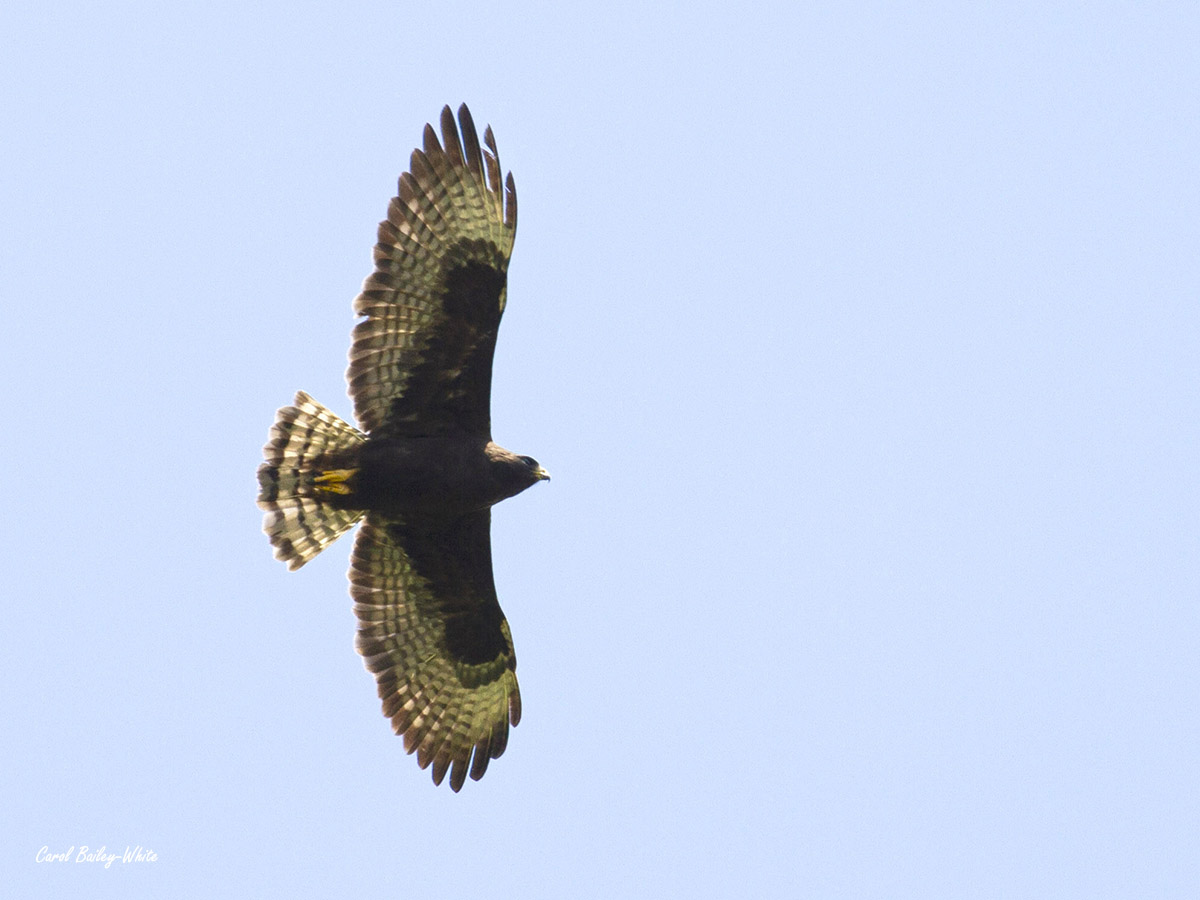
2, 1, 1197, 897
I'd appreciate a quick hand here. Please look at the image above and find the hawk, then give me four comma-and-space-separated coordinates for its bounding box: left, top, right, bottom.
257, 105, 548, 792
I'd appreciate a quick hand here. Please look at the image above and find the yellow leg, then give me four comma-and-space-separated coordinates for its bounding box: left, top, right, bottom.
313, 468, 357, 495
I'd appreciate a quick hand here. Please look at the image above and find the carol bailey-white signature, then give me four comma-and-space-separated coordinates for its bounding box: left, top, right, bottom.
35, 845, 157, 868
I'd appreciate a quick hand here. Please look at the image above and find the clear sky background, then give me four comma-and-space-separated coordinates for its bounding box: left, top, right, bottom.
2, 2, 1197, 897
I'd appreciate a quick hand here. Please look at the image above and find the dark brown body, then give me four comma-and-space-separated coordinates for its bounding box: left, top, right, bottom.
344, 436, 544, 520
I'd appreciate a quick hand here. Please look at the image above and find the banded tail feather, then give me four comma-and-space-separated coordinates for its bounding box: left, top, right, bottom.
257, 391, 367, 569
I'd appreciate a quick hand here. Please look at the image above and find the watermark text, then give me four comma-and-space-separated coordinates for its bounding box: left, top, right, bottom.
35, 845, 157, 868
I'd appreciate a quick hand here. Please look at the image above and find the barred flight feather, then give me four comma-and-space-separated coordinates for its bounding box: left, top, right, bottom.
350, 516, 520, 791
347, 104, 516, 436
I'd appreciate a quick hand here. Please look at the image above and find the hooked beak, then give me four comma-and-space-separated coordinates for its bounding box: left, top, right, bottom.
533, 466, 551, 482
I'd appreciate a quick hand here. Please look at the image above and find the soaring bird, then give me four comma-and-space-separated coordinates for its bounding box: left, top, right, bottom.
257, 105, 547, 792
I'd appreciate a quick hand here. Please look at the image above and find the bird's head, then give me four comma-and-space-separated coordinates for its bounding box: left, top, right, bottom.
486, 443, 550, 501
518, 455, 551, 483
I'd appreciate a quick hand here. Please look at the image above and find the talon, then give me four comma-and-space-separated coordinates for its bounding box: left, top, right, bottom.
313, 468, 357, 495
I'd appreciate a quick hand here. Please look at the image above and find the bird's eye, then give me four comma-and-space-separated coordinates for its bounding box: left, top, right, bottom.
519, 456, 539, 468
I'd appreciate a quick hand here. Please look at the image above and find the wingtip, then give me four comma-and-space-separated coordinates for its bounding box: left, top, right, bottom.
422, 122, 441, 156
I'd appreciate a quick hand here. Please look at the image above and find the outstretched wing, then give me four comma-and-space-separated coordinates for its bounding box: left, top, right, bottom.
351, 512, 521, 791
348, 104, 518, 439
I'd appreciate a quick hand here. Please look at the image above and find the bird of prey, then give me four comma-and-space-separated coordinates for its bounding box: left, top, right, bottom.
257, 105, 548, 792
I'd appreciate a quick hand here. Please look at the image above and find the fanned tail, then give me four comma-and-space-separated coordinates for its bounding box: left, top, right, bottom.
257, 391, 367, 569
